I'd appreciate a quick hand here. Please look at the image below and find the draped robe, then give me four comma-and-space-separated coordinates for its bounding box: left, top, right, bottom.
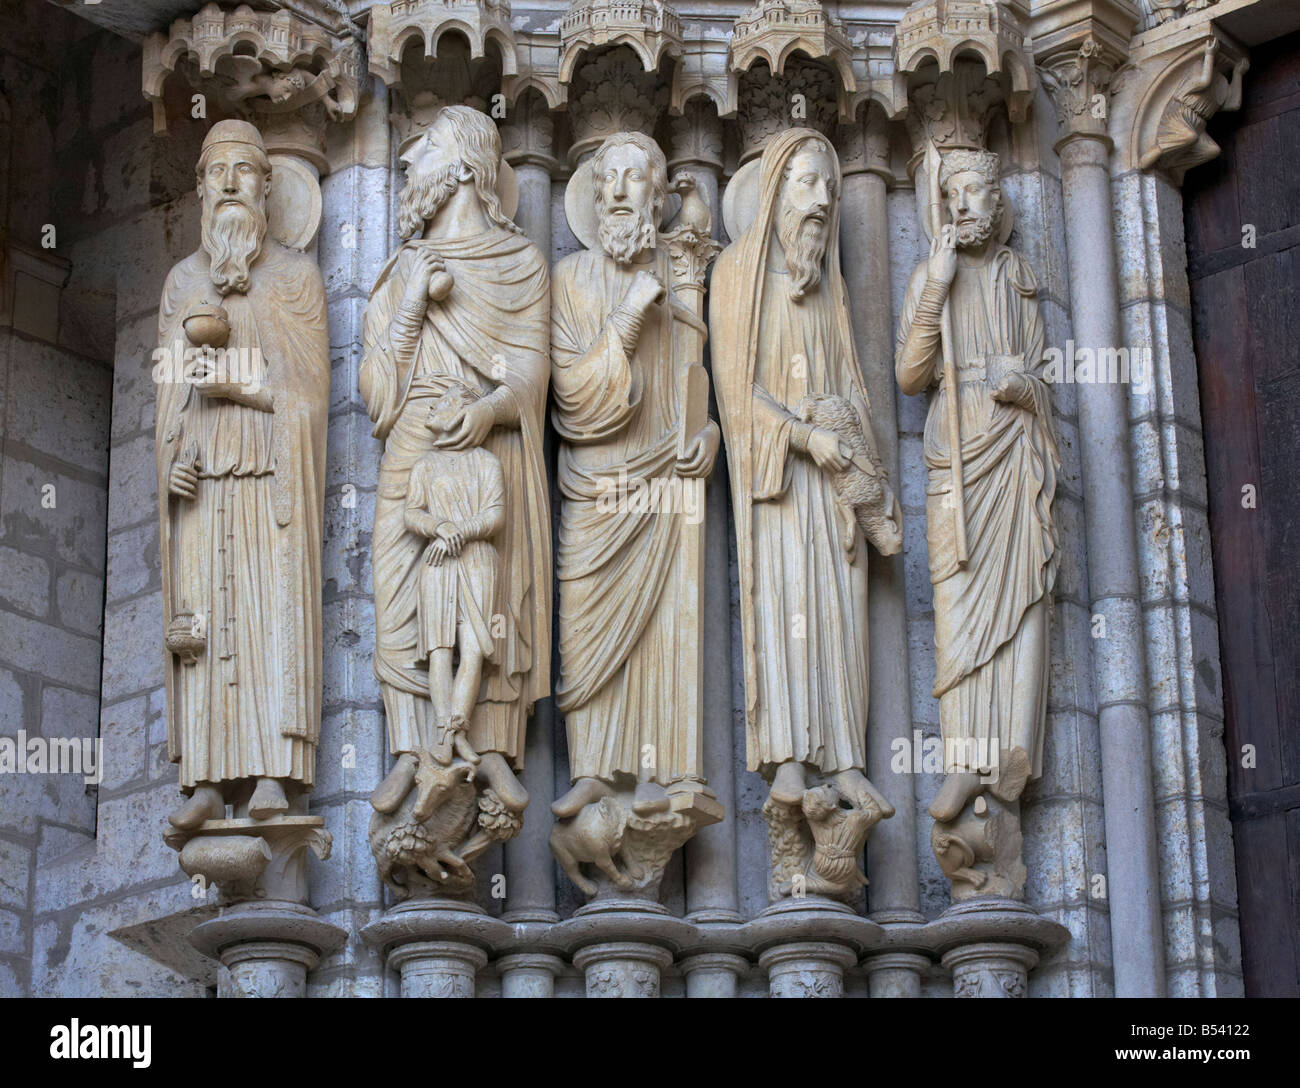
895, 246, 1059, 776
361, 226, 550, 764
155, 241, 329, 790
710, 128, 880, 779
551, 245, 707, 785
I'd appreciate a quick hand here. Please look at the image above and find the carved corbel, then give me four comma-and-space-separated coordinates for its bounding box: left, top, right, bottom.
1119, 25, 1248, 183
141, 2, 360, 174
728, 0, 857, 120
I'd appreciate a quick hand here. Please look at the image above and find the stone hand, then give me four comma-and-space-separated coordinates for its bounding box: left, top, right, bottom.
436, 398, 494, 450
188, 354, 253, 401
992, 371, 1036, 412
807, 427, 850, 473
168, 460, 199, 500
676, 419, 720, 479
401, 247, 445, 310
622, 269, 665, 317
928, 223, 958, 287
425, 538, 448, 567
436, 522, 464, 557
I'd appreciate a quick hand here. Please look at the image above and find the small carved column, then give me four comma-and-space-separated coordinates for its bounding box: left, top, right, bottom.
837, 105, 928, 998
498, 94, 565, 1000
670, 97, 747, 997
1041, 26, 1166, 997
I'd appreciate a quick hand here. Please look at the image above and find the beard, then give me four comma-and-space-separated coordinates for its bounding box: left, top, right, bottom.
776, 202, 829, 301
398, 161, 464, 240
597, 202, 657, 266
954, 208, 999, 248
202, 199, 267, 296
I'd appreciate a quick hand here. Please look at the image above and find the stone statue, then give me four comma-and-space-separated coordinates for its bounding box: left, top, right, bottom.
155, 119, 331, 896
1139, 37, 1246, 175
361, 105, 551, 899
895, 146, 1059, 900
549, 130, 723, 900
710, 127, 901, 903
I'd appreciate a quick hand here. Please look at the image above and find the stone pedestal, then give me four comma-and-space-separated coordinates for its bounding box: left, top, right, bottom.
929, 896, 1070, 998
555, 899, 694, 999
361, 898, 511, 999
746, 897, 883, 999
190, 900, 346, 998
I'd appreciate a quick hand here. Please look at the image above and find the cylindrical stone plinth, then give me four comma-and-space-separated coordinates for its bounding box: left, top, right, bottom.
574, 941, 674, 998
554, 899, 694, 999
390, 940, 488, 999
863, 951, 931, 998
361, 898, 510, 999
219, 940, 319, 998
943, 942, 1039, 999
760, 942, 858, 998
680, 952, 748, 998
498, 952, 565, 998
929, 896, 1070, 999
746, 897, 882, 999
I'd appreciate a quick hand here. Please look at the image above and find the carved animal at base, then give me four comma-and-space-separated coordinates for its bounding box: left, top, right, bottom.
370, 754, 477, 896
549, 795, 645, 897
798, 392, 902, 556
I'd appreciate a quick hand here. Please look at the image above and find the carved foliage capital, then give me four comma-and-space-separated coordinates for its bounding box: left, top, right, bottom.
1041, 37, 1117, 141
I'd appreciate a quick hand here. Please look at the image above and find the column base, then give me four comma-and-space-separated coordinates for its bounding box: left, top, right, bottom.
929, 896, 1070, 998
361, 897, 511, 999
189, 899, 346, 998
746, 897, 883, 998
554, 898, 695, 998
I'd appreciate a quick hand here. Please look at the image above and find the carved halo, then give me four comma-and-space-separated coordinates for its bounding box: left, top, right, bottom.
563, 156, 680, 252
721, 156, 762, 240
267, 154, 323, 251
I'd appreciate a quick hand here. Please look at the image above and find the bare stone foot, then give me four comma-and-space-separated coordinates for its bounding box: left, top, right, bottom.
479, 751, 529, 814
168, 785, 224, 830
552, 776, 612, 819
631, 780, 670, 816
371, 753, 418, 814
832, 768, 896, 819
929, 771, 983, 822
248, 777, 289, 820
768, 760, 807, 806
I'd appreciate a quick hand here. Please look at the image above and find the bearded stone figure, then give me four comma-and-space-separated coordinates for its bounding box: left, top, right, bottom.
548, 131, 723, 901
156, 120, 329, 850
710, 128, 902, 903
895, 147, 1060, 901
361, 106, 551, 899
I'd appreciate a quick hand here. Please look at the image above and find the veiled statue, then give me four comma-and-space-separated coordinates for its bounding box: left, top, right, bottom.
548, 131, 724, 900
711, 128, 902, 902
896, 145, 1060, 899
361, 105, 551, 898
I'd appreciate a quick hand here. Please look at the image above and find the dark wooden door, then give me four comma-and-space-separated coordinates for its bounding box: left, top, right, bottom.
1184, 31, 1300, 997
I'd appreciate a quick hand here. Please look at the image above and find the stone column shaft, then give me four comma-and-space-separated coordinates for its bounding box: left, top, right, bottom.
1057, 130, 1165, 997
